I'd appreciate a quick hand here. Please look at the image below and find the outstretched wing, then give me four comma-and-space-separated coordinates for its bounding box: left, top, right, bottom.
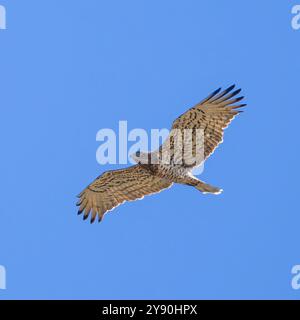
77, 165, 173, 223
159, 85, 246, 167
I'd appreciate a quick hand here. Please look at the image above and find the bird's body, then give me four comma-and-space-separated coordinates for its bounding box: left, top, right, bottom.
156, 164, 190, 181
77, 85, 246, 223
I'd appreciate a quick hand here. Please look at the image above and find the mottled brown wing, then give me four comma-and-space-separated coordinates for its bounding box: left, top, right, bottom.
76, 165, 173, 223
162, 85, 246, 167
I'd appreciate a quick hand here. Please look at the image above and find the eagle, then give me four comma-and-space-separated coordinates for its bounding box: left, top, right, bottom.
77, 85, 246, 223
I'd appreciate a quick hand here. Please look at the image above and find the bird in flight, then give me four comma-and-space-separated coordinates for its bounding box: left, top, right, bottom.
77, 85, 246, 223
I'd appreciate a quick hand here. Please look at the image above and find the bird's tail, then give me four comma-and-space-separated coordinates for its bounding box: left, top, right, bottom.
195, 181, 223, 194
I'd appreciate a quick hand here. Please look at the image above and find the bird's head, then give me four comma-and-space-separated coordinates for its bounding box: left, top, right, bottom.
131, 150, 153, 165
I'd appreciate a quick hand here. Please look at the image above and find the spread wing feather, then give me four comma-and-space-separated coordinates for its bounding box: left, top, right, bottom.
76, 165, 173, 223
160, 85, 246, 167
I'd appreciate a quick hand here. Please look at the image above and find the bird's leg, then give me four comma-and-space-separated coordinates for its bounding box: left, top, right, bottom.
177, 176, 223, 195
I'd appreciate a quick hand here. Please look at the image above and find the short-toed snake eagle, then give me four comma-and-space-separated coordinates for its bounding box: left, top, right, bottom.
77, 85, 246, 223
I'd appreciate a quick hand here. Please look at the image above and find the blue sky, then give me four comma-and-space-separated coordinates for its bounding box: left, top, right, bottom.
0, 0, 300, 299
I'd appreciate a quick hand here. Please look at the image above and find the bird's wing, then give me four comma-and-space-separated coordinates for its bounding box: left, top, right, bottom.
77, 165, 173, 223
159, 85, 246, 168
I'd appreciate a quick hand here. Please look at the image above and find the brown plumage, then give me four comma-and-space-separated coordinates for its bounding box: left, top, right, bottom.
77, 85, 246, 223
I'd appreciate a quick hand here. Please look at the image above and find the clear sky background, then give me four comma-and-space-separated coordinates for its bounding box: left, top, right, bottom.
0, 0, 300, 299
